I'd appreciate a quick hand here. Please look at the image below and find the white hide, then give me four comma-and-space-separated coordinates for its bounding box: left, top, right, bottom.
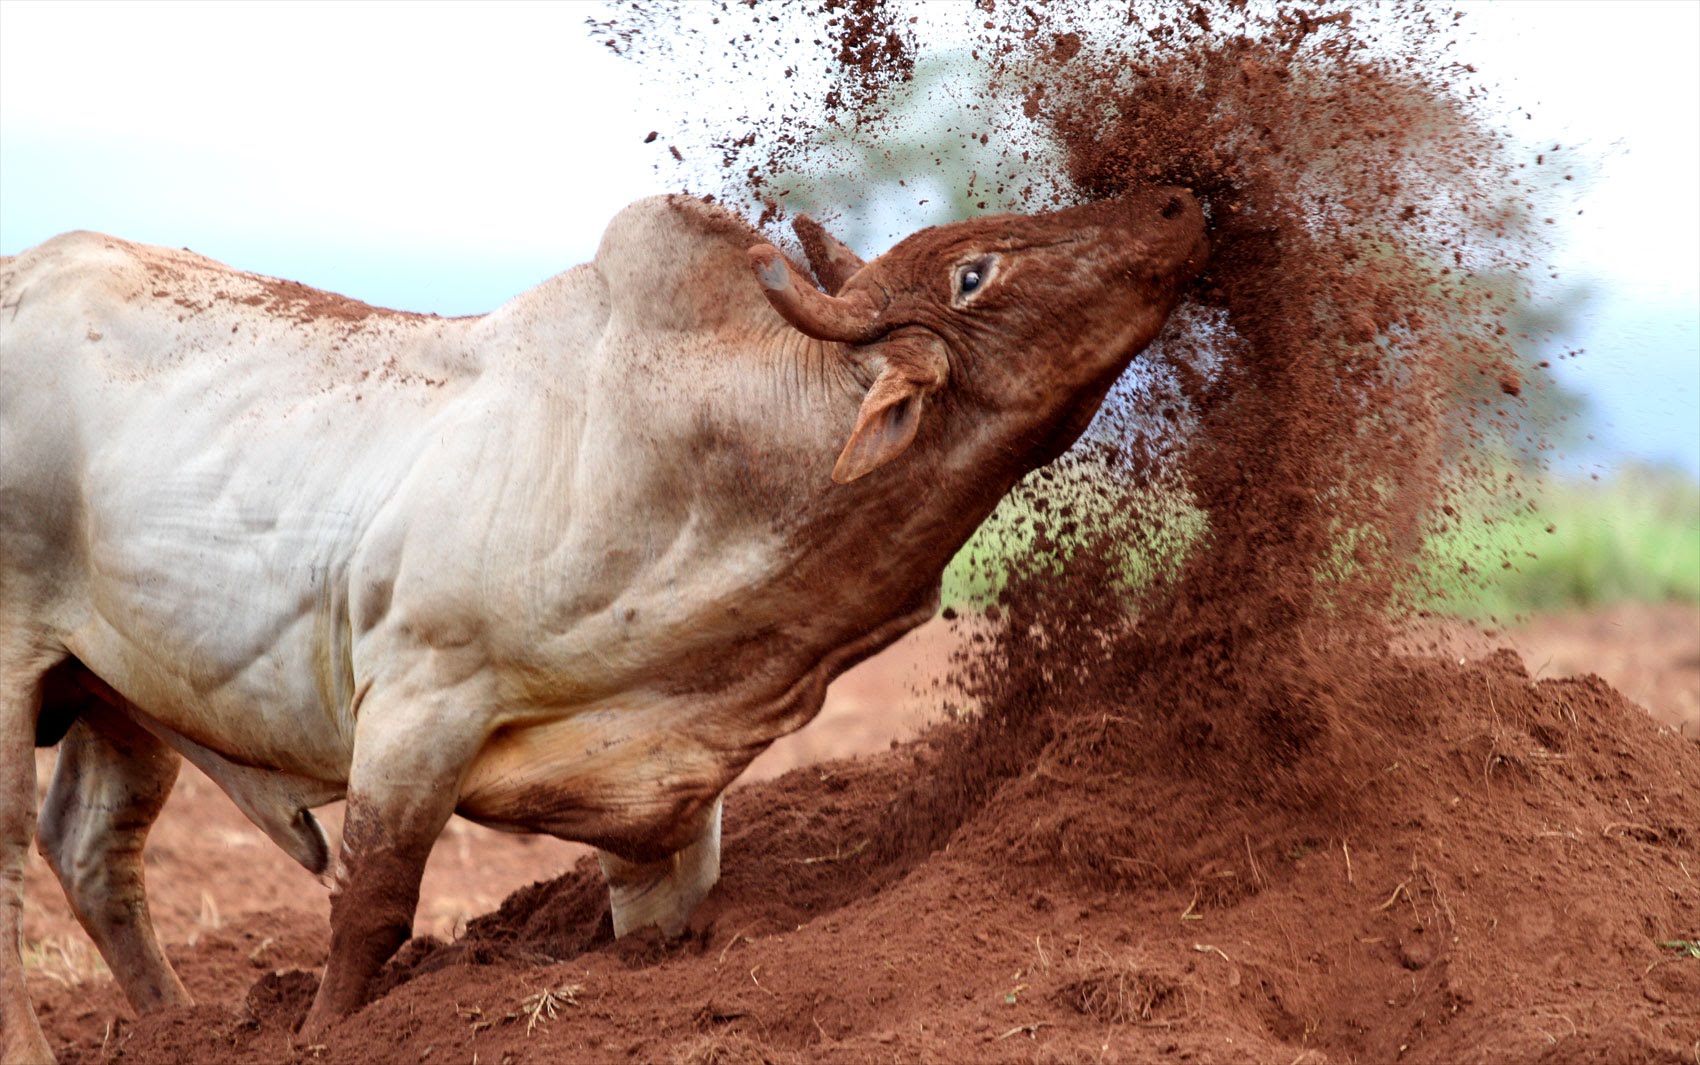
0, 198, 880, 862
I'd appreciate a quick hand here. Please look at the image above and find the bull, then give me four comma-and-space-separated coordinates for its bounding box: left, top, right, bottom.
0, 190, 1206, 1062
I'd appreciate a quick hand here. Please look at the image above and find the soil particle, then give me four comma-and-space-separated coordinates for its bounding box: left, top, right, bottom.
242, 969, 317, 1032
239, 276, 438, 327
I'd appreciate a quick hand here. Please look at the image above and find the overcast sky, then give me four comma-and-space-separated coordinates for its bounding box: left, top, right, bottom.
1, 0, 1694, 476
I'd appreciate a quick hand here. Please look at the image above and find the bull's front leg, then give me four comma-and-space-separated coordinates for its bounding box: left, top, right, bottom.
598, 793, 723, 937
297, 684, 487, 1045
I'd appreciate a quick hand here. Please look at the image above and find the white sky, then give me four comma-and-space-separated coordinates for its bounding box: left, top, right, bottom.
1, 0, 1695, 473
0, 2, 676, 307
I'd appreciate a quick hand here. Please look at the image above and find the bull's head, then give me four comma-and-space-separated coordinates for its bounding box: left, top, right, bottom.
748, 188, 1208, 483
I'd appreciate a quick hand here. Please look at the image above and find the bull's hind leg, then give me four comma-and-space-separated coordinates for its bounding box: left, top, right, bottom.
1, 653, 54, 1065
36, 705, 188, 1015
598, 794, 724, 938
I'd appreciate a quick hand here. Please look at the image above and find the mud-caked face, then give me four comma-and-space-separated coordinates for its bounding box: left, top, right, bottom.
748, 187, 1208, 482
868, 187, 1208, 408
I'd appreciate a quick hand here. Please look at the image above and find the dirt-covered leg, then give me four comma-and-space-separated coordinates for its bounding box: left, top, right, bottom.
297, 795, 435, 1043
297, 690, 486, 1044
36, 707, 188, 1015
599, 793, 724, 938
1, 661, 54, 1065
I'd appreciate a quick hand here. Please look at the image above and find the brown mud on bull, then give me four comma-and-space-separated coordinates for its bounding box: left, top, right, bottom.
0, 190, 1202, 1062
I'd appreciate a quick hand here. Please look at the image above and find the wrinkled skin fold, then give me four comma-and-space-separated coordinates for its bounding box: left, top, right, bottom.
0, 189, 1205, 1060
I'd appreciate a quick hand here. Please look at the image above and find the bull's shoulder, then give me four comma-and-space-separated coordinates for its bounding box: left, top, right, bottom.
591, 195, 793, 335
656, 194, 770, 247
599, 195, 768, 258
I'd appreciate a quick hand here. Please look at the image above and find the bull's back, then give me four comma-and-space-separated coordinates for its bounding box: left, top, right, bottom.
0, 232, 484, 771
1, 232, 380, 592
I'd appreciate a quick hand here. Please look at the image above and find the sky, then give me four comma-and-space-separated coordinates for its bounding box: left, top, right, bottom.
1, 0, 1695, 477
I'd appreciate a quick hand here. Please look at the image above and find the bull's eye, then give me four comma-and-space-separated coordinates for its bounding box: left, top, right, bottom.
957, 257, 993, 299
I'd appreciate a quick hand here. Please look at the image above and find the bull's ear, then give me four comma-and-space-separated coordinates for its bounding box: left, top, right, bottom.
832, 338, 948, 484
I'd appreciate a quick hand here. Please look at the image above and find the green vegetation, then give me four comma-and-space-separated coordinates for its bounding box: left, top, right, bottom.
940, 465, 1700, 620
1660, 940, 1700, 960
938, 476, 1205, 610
1420, 466, 1700, 620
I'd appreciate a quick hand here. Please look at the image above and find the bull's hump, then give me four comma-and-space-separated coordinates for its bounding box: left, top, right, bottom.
592, 195, 785, 336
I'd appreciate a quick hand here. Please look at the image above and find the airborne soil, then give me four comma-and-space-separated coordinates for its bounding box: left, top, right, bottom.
22, 605, 1700, 1064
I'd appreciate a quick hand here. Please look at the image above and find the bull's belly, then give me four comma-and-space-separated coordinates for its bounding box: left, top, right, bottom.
63, 616, 355, 782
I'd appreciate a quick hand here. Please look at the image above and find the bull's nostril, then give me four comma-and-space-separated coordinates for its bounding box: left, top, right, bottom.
1161, 197, 1184, 220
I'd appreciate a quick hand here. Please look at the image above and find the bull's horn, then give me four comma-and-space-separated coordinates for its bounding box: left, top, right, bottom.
792, 215, 864, 295
748, 244, 885, 344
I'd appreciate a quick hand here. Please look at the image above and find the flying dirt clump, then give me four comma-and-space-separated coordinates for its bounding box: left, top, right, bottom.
971, 6, 1570, 879
937, 3, 1527, 844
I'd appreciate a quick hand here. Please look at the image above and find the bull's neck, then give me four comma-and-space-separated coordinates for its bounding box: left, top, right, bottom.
736, 318, 868, 422
775, 388, 1029, 639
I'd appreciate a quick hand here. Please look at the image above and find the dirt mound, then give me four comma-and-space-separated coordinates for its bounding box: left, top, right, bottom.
39, 647, 1694, 1063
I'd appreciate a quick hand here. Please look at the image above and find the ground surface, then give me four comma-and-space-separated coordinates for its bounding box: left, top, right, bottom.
20, 604, 1700, 1064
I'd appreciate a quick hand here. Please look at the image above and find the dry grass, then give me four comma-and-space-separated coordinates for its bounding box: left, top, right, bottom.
518, 983, 582, 1036
21, 935, 109, 987
1053, 952, 1196, 1027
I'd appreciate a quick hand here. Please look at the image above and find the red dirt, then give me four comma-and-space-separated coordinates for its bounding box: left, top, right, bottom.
22, 608, 1698, 1063
1422, 603, 1700, 739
